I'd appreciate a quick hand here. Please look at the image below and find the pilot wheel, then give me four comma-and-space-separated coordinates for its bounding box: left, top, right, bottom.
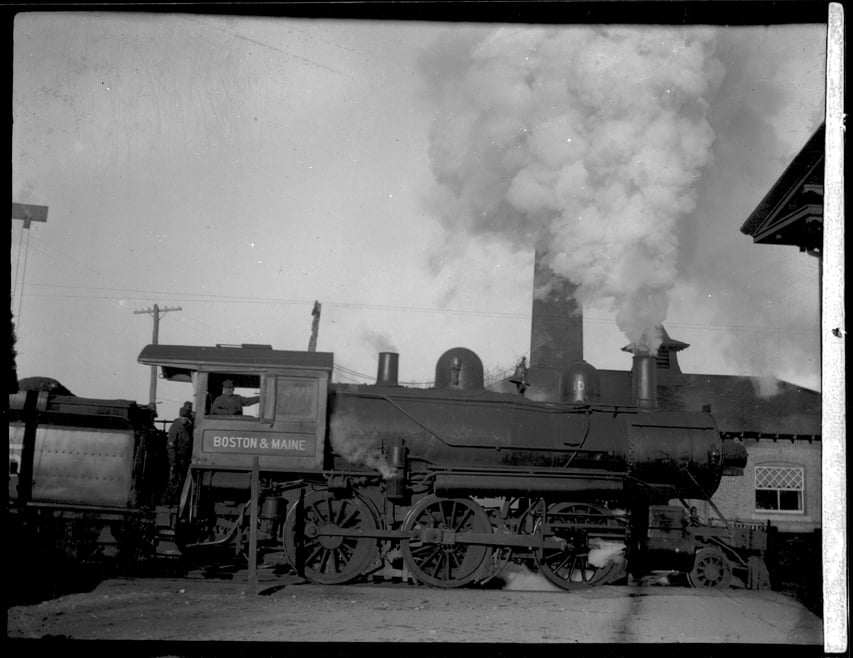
687, 546, 733, 588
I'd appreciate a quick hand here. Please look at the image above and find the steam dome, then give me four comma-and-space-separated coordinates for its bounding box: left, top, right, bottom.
434, 347, 484, 390
559, 360, 600, 403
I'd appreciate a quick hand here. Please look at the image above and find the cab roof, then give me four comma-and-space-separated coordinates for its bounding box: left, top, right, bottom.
138, 344, 334, 381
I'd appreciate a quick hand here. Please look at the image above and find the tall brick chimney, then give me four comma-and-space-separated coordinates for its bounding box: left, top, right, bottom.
530, 249, 583, 368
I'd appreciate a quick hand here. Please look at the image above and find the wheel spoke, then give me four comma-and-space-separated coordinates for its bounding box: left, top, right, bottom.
305, 542, 323, 566
453, 506, 474, 532
427, 552, 444, 579
317, 548, 330, 574
411, 542, 437, 557
448, 501, 457, 528
418, 545, 443, 565
552, 551, 573, 574
339, 505, 359, 528
309, 502, 325, 523
331, 501, 345, 525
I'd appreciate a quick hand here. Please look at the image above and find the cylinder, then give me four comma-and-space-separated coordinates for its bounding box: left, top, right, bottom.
632, 354, 657, 410
376, 352, 399, 386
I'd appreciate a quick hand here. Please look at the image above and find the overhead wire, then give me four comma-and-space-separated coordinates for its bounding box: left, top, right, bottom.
179, 15, 353, 78
20, 280, 818, 336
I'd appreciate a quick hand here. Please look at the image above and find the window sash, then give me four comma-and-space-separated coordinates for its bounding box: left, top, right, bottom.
754, 465, 804, 513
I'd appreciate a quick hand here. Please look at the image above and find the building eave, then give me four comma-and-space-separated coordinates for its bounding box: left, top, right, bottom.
740, 123, 825, 251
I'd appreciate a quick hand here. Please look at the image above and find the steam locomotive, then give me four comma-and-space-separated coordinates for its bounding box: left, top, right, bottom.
9, 343, 770, 590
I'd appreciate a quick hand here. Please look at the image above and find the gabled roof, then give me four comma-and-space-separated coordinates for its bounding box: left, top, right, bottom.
740, 123, 824, 252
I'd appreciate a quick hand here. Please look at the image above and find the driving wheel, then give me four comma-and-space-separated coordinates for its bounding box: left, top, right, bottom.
533, 501, 627, 590
400, 495, 492, 588
283, 490, 380, 585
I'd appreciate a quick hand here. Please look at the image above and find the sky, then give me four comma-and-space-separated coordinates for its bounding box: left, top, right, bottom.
11, 11, 827, 421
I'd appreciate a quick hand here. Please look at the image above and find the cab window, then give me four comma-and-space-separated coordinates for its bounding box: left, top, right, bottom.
205, 373, 261, 418
275, 377, 317, 419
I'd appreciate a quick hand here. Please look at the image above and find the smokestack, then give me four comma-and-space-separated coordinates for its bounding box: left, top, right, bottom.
376, 352, 399, 386
632, 353, 657, 410
530, 249, 583, 368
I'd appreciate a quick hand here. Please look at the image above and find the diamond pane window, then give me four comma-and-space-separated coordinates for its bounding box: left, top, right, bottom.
755, 465, 804, 513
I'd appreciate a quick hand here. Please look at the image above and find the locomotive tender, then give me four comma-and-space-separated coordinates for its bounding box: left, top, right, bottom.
8, 391, 165, 566
9, 343, 770, 590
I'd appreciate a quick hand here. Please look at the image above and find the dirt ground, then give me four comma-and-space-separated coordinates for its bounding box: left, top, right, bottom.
6, 567, 824, 649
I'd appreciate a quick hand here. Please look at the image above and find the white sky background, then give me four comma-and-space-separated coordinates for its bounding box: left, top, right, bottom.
12, 13, 826, 420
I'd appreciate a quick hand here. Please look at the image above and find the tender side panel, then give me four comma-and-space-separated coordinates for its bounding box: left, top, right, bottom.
27, 425, 136, 507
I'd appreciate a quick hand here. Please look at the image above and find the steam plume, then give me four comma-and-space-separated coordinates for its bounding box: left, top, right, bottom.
362, 327, 399, 354
587, 540, 627, 569
422, 26, 724, 354
329, 411, 395, 478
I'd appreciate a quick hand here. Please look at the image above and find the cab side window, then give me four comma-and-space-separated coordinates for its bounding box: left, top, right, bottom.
276, 378, 317, 419
206, 373, 261, 418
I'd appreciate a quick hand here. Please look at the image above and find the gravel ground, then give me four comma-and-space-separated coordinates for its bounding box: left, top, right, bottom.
6, 569, 824, 648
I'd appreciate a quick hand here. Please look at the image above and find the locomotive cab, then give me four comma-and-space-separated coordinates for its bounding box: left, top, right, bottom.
138, 343, 336, 554
138, 344, 334, 474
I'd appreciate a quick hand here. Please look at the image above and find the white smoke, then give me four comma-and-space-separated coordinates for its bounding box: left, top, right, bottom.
750, 375, 782, 399
499, 538, 626, 591
587, 539, 627, 569
500, 563, 562, 591
329, 411, 395, 479
362, 327, 399, 354
422, 26, 724, 354
675, 29, 824, 390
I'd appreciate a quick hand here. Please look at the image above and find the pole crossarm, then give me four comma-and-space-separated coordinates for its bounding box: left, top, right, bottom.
134, 305, 183, 318
12, 203, 49, 229
12, 202, 49, 330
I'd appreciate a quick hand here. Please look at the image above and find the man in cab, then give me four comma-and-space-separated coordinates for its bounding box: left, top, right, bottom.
211, 380, 260, 415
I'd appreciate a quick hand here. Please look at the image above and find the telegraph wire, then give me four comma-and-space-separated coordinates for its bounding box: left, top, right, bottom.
22, 282, 818, 335
180, 15, 352, 78
20, 286, 819, 337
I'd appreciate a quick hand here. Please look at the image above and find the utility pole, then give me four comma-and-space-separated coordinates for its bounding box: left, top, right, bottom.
308, 301, 321, 352
135, 304, 182, 406
11, 203, 49, 333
